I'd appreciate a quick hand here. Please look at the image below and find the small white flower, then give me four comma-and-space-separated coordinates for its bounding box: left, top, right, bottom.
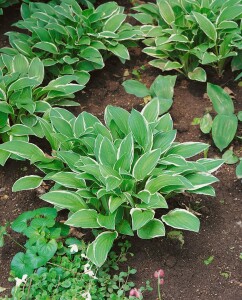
81, 253, 87, 259
15, 274, 28, 287
83, 263, 97, 279
83, 263, 90, 272
68, 244, 78, 254
81, 291, 92, 300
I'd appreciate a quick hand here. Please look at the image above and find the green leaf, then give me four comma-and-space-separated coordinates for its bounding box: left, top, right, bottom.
65, 209, 100, 228
203, 255, 214, 265
212, 114, 238, 151
0, 141, 46, 163
29, 57, 44, 83
193, 12, 217, 41
130, 208, 155, 230
40, 191, 87, 212
0, 102, 13, 114
207, 83, 234, 115
141, 97, 159, 123
122, 80, 150, 98
8, 77, 39, 92
36, 239, 57, 262
108, 44, 130, 60
145, 174, 185, 194
129, 109, 151, 151
105, 105, 130, 136
153, 130, 176, 154
217, 5, 242, 23
12, 54, 29, 74
236, 160, 242, 178
150, 75, 176, 114
116, 220, 134, 236
156, 113, 173, 132
166, 142, 209, 158
222, 150, 239, 164
200, 113, 213, 134
11, 252, 34, 277
97, 213, 116, 230
188, 67, 207, 82
0, 224, 7, 247
109, 196, 126, 214
238, 111, 242, 121
12, 176, 43, 192
99, 137, 117, 167
103, 14, 126, 32
186, 173, 219, 190
157, 0, 175, 25
117, 133, 134, 172
162, 209, 200, 232
48, 172, 85, 189
132, 149, 161, 180
87, 231, 118, 267
33, 42, 59, 54
81, 47, 104, 67
137, 219, 165, 239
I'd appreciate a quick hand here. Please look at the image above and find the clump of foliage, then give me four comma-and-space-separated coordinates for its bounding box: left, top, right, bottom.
0, 208, 150, 299
0, 75, 223, 266
132, 0, 242, 81
122, 74, 175, 114
198, 83, 242, 178
3, 0, 141, 80
0, 53, 87, 165
1, 207, 70, 278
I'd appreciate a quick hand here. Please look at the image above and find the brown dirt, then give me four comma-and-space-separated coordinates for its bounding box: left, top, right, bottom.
0, 3, 242, 300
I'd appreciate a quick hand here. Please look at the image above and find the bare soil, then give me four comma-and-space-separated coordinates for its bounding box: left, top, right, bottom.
0, 3, 242, 300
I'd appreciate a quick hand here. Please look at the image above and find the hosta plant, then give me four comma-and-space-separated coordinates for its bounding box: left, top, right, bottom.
3, 0, 141, 80
199, 83, 241, 152
132, 0, 242, 81
0, 78, 223, 267
198, 83, 242, 178
122, 75, 176, 114
0, 52, 87, 165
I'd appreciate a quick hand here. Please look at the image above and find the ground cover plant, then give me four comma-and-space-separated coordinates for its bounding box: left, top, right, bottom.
3, 0, 141, 81
0, 76, 224, 267
132, 0, 242, 81
0, 208, 152, 299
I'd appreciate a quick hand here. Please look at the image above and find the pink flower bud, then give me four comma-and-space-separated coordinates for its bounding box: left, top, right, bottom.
154, 269, 165, 278
129, 288, 141, 298
159, 278, 165, 285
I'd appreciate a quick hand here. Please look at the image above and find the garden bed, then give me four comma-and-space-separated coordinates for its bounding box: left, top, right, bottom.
0, 2, 242, 300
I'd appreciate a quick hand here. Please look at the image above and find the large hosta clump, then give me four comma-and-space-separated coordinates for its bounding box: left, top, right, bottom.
3, 0, 141, 82
0, 76, 223, 267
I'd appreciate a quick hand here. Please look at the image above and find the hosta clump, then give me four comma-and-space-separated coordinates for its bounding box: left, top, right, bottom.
3, 0, 141, 80
0, 52, 87, 165
132, 0, 242, 81
0, 77, 223, 267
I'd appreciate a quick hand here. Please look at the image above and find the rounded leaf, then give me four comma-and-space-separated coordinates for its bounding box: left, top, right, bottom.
162, 209, 200, 232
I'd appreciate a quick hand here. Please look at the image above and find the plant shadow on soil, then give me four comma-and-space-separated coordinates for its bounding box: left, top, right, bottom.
0, 3, 242, 300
